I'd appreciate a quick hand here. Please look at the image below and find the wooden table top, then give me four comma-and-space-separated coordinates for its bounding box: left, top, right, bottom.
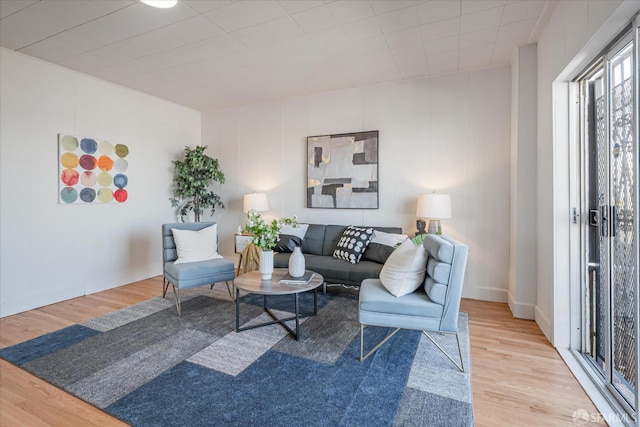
234, 268, 324, 295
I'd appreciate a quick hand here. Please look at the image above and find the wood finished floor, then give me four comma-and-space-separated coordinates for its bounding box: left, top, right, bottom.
0, 276, 605, 426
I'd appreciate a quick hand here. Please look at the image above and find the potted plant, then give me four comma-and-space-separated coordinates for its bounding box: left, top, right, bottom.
243, 209, 297, 280
170, 145, 225, 222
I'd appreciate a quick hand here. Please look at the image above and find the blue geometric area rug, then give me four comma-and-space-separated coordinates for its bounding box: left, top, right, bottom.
0, 288, 474, 426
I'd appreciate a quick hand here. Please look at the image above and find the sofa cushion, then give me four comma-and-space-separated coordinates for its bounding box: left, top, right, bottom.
362, 230, 408, 264
301, 224, 326, 255
332, 225, 374, 264
304, 254, 351, 282
320, 225, 402, 257
379, 239, 427, 297
322, 225, 347, 256
347, 260, 386, 284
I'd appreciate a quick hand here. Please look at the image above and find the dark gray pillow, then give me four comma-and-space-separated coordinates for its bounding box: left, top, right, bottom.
273, 235, 302, 252
274, 224, 309, 253
332, 225, 374, 264
362, 230, 409, 264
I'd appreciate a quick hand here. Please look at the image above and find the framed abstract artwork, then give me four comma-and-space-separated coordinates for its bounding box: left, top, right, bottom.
307, 130, 378, 209
58, 134, 130, 204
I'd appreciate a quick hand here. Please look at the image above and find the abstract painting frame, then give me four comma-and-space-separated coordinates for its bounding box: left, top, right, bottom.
58, 133, 130, 204
307, 130, 378, 209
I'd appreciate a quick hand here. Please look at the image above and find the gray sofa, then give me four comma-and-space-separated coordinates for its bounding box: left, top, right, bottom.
274, 224, 402, 287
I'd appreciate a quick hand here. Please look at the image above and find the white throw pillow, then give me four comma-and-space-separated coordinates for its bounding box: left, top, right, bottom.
171, 224, 222, 264
379, 239, 427, 297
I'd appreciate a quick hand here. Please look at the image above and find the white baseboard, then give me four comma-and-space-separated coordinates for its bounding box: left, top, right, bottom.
535, 305, 552, 343
507, 291, 535, 319
463, 286, 508, 303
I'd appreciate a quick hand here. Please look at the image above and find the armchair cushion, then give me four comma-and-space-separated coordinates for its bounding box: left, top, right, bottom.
164, 258, 234, 289
359, 279, 443, 331
423, 235, 454, 263
424, 277, 448, 305
426, 258, 451, 284
171, 224, 222, 264
379, 239, 427, 297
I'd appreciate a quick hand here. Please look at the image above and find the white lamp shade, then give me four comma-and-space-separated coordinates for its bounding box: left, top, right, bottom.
416, 193, 452, 219
243, 193, 269, 212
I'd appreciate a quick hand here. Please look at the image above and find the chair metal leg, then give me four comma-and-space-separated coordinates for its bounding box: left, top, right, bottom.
359, 324, 400, 361
422, 331, 465, 372
208, 281, 235, 301
225, 281, 234, 300
171, 284, 181, 316
162, 277, 170, 298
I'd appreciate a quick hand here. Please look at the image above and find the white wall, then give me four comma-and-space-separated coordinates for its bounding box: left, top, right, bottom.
535, 0, 638, 344
509, 44, 538, 320
0, 48, 201, 317
203, 67, 512, 303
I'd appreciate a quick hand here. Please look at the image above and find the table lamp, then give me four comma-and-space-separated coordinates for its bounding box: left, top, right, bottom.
416, 193, 451, 235
243, 192, 269, 213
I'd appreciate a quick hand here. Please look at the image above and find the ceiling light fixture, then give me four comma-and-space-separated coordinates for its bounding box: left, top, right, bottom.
140, 0, 177, 8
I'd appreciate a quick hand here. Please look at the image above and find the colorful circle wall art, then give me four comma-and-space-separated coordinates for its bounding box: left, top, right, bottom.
58, 134, 130, 204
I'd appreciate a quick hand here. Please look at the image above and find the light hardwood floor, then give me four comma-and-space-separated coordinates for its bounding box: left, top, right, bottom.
0, 276, 605, 426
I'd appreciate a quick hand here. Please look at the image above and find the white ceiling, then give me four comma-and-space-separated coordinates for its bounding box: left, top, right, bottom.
0, 0, 555, 111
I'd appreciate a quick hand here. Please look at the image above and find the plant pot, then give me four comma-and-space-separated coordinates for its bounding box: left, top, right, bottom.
259, 249, 274, 280
288, 246, 305, 277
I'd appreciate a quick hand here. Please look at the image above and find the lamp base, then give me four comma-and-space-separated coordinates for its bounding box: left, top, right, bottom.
427, 219, 442, 235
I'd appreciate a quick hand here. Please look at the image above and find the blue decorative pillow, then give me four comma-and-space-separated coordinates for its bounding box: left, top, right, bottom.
332, 226, 374, 264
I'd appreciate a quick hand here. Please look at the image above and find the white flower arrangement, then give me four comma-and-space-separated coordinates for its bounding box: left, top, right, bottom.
243, 209, 298, 251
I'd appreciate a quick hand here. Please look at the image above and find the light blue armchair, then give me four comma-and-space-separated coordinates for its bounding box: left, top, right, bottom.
162, 222, 235, 316
358, 234, 469, 371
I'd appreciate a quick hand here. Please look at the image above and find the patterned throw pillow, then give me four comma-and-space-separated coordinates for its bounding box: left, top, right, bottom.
332, 226, 374, 264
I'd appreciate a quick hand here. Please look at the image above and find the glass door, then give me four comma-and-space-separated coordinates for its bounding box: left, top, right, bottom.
579, 26, 638, 422
608, 39, 636, 409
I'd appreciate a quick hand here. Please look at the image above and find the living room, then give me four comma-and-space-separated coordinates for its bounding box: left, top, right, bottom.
1, 0, 639, 426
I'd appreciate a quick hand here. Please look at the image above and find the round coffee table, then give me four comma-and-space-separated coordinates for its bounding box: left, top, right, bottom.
234, 268, 324, 340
